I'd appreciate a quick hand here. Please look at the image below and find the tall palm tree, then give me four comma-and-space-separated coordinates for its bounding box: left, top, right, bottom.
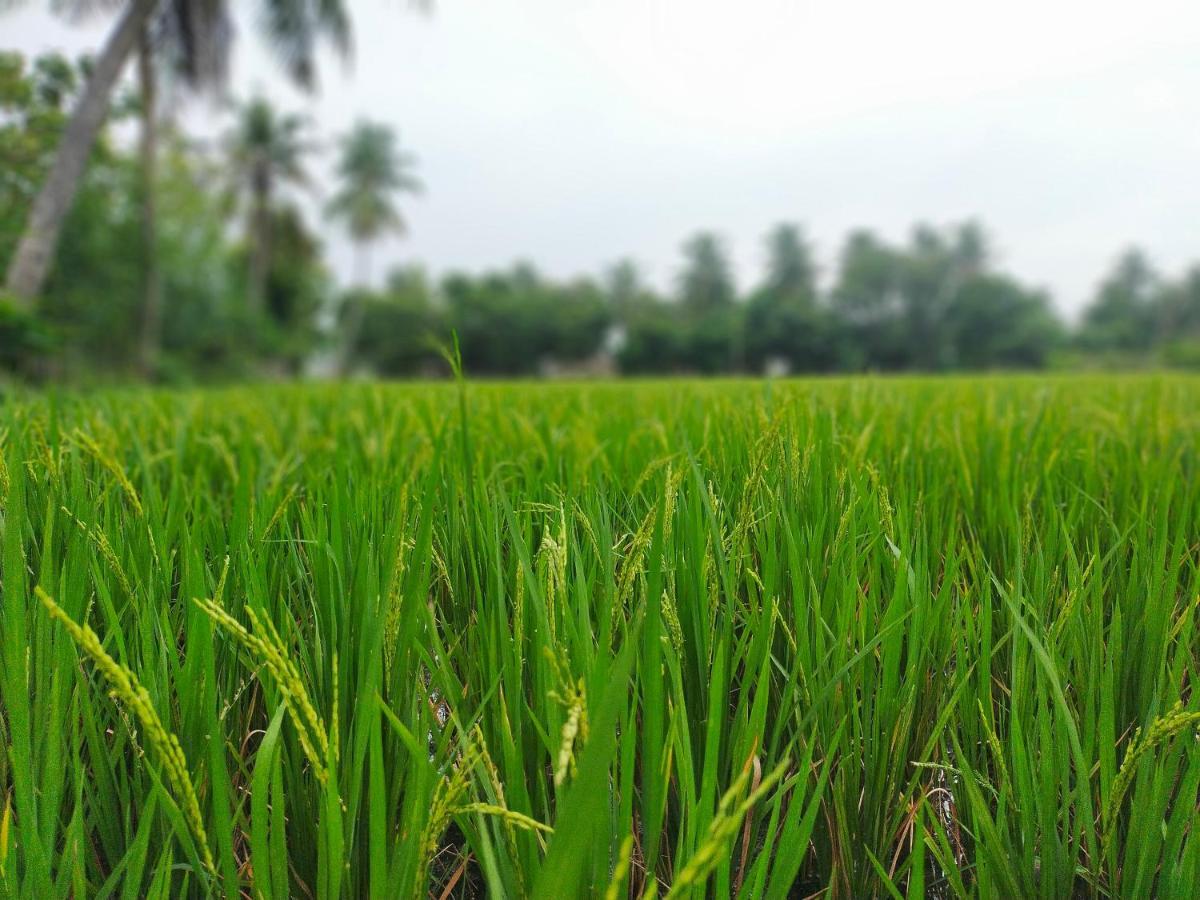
224, 96, 314, 315
327, 121, 421, 286
326, 120, 421, 373
2, 0, 351, 308
135, 3, 232, 375
135, 19, 162, 377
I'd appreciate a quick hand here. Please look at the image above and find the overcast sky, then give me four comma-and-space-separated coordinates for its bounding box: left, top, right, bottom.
7, 0, 1200, 315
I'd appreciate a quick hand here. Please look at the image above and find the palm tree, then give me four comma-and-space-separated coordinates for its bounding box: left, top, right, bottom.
134, 3, 232, 375
327, 121, 422, 286
224, 97, 315, 316
135, 18, 162, 377
326, 120, 421, 373
2, 0, 351, 308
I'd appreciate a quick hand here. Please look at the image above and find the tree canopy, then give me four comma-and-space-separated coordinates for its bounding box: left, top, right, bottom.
3, 51, 1198, 382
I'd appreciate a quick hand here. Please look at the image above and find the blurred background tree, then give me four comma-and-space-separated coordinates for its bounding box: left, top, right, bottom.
1, 51, 330, 382
676, 232, 740, 372
4, 44, 1200, 383
1077, 249, 1158, 355
223, 96, 314, 319
327, 120, 422, 373
829, 230, 908, 371
340, 265, 444, 377
744, 224, 834, 374
607, 260, 685, 374
2, 0, 351, 309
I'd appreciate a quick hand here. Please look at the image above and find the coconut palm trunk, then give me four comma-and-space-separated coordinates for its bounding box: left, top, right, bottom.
336, 240, 371, 376
137, 22, 163, 377
249, 169, 272, 316
355, 240, 371, 288
3, 0, 159, 306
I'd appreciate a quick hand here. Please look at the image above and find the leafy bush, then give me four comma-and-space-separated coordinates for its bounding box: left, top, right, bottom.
0, 293, 56, 373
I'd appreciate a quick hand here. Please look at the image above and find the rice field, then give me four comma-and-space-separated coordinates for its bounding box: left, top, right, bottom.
1, 374, 1199, 898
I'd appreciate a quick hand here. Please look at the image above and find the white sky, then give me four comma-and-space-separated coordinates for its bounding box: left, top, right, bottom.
6, 0, 1200, 315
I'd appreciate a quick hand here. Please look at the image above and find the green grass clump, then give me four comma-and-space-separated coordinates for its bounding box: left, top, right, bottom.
1, 374, 1199, 897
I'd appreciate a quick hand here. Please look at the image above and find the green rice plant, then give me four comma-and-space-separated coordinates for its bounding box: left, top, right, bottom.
1102, 700, 1200, 862
34, 588, 215, 880
193, 596, 331, 782
1, 374, 1199, 896
657, 754, 789, 898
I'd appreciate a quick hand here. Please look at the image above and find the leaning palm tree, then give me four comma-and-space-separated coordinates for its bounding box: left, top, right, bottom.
326, 120, 421, 373
223, 96, 315, 315
2, 0, 351, 307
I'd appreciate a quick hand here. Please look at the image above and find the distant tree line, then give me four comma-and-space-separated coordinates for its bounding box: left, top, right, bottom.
4, 48, 1200, 382
344, 226, 1200, 379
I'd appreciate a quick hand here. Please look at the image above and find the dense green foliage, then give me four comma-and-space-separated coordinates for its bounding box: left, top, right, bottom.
345, 227, 1070, 379
4, 46, 1200, 382
2, 375, 1199, 897
0, 52, 328, 381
